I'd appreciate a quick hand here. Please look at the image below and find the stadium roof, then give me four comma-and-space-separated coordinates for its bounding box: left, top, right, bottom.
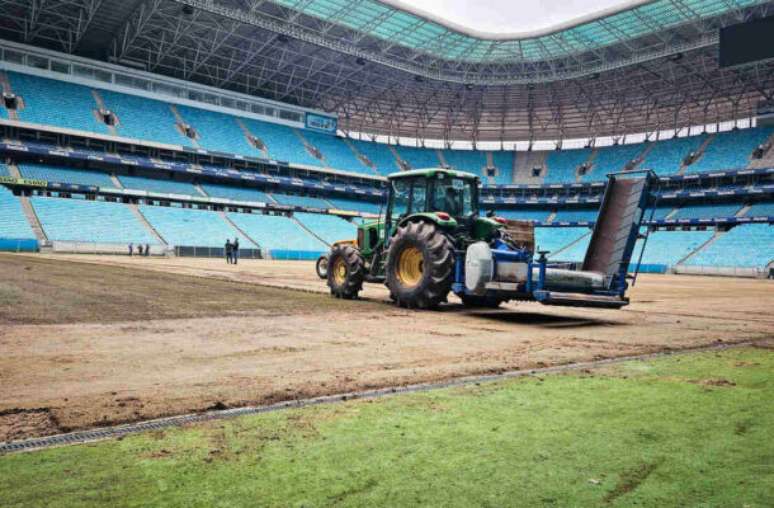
0, 0, 773, 143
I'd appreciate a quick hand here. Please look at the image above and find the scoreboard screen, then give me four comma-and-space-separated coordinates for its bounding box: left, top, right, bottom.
719, 15, 774, 68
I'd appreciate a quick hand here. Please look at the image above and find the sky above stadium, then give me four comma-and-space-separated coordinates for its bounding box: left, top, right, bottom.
393, 0, 633, 34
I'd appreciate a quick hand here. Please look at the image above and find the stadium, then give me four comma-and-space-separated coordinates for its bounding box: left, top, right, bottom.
0, 0, 772, 505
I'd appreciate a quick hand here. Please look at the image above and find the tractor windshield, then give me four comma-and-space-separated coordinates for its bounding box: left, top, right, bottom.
431, 176, 475, 218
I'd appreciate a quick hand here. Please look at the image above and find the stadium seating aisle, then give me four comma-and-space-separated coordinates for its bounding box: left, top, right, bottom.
139, 205, 251, 248
671, 203, 742, 220
241, 119, 321, 166
18, 163, 116, 188
535, 227, 591, 256
0, 186, 36, 240
633, 229, 714, 267
175, 105, 257, 156
685, 224, 773, 268
294, 212, 357, 244
348, 139, 401, 174
9, 72, 108, 134
584, 143, 644, 181
301, 131, 372, 174
686, 127, 774, 173
99, 90, 190, 146
395, 145, 440, 169
544, 148, 591, 183
226, 212, 327, 257
118, 175, 198, 195
200, 183, 274, 203
639, 134, 707, 175
31, 196, 158, 244
271, 193, 331, 209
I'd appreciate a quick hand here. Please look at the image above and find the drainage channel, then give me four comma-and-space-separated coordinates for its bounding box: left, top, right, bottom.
0, 340, 756, 455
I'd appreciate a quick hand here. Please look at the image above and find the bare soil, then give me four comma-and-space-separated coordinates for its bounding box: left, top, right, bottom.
1, 253, 772, 441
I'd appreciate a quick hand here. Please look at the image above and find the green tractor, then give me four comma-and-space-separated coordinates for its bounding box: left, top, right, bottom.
325, 168, 652, 310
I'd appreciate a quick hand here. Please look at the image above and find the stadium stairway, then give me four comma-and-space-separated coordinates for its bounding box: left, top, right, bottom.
193, 183, 208, 197
436, 150, 448, 168
0, 71, 20, 121
387, 145, 407, 171
218, 211, 261, 249
169, 105, 200, 148
513, 151, 547, 184
291, 214, 331, 246
748, 130, 774, 169
109, 174, 124, 189
128, 204, 168, 247
680, 134, 715, 174
675, 229, 725, 266
341, 138, 379, 175
549, 229, 592, 259
234, 118, 269, 158
91, 90, 118, 136
293, 129, 326, 168
18, 194, 49, 247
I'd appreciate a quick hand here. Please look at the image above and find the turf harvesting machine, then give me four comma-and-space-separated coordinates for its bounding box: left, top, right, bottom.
321, 168, 653, 310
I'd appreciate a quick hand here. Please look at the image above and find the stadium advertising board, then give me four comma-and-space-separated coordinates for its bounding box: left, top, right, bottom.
305, 113, 338, 134
0, 176, 47, 187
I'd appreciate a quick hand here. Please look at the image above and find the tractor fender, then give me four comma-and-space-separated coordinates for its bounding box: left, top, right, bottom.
395, 212, 457, 231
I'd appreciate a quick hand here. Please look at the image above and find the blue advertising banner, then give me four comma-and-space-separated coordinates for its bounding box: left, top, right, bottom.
305, 113, 338, 133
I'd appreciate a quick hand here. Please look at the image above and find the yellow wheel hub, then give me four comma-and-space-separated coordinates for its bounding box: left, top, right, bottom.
397, 247, 424, 288
332, 258, 347, 285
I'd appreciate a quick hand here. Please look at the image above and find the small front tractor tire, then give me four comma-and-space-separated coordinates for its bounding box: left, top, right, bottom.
386, 221, 454, 309
315, 254, 329, 279
327, 244, 365, 299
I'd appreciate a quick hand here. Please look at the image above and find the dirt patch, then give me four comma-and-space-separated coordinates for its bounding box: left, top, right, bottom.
605, 459, 662, 502
0, 409, 61, 442
1, 254, 772, 441
693, 378, 736, 387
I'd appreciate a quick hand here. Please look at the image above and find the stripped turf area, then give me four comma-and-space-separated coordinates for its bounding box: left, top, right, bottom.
1, 346, 772, 507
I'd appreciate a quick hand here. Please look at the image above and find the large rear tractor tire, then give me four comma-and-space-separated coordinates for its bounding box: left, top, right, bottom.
386, 221, 454, 309
327, 244, 365, 299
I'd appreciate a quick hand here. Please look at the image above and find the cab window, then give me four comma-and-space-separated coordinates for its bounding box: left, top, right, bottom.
432, 177, 473, 217
390, 179, 409, 223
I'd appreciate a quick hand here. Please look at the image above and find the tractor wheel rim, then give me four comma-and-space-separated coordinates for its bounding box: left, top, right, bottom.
397, 246, 423, 288
332, 258, 347, 285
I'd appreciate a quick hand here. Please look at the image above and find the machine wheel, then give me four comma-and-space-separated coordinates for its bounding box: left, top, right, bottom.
327, 244, 365, 299
459, 294, 505, 308
315, 254, 329, 279
386, 221, 454, 309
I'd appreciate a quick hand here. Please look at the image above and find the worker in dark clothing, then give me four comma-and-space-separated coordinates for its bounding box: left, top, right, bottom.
233, 238, 240, 265
128, 243, 133, 256
225, 239, 233, 264
145, 243, 150, 257
137, 244, 143, 256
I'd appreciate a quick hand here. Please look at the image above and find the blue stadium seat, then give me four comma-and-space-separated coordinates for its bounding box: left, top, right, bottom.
201, 184, 274, 203
241, 119, 321, 166
489, 152, 514, 184
301, 131, 373, 174
583, 143, 644, 181
552, 208, 599, 223
9, 72, 108, 134
535, 227, 591, 257
226, 212, 326, 258
495, 209, 552, 222
639, 134, 707, 175
139, 205, 250, 247
684, 224, 773, 268
271, 193, 331, 209
349, 139, 401, 175
686, 127, 774, 173
746, 201, 774, 218
100, 90, 190, 146
0, 163, 9, 176
544, 148, 591, 183
671, 203, 742, 220
633, 229, 715, 267
294, 212, 357, 244
648, 206, 677, 220
0, 186, 35, 240
175, 105, 258, 156
18, 163, 116, 188
442, 149, 487, 174
118, 175, 198, 195
394, 145, 440, 169
326, 197, 382, 214
32, 196, 158, 244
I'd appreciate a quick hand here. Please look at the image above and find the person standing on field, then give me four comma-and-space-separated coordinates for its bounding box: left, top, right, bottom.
225, 239, 233, 264
233, 238, 240, 265
128, 243, 133, 256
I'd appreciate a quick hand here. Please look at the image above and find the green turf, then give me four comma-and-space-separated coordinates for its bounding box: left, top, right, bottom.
1, 347, 772, 507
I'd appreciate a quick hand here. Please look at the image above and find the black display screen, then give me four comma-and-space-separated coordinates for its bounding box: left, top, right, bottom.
719, 15, 774, 68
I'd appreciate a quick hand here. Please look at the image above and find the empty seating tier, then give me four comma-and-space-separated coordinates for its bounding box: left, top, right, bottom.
100, 90, 190, 147
685, 224, 772, 268
495, 209, 552, 222
138, 205, 250, 248
633, 229, 714, 267
0, 187, 35, 240
118, 175, 198, 195
490, 152, 515, 184
584, 143, 644, 181
176, 105, 257, 156
640, 135, 707, 175
544, 148, 591, 184
242, 120, 320, 167
301, 131, 372, 175
349, 139, 401, 175
552, 209, 599, 223
18, 163, 116, 188
201, 184, 274, 203
327, 197, 382, 214
271, 193, 331, 209
294, 212, 357, 244
686, 128, 774, 173
395, 145, 440, 170
32, 197, 157, 244
226, 212, 326, 259
535, 227, 591, 256
747, 202, 774, 218
672, 203, 742, 220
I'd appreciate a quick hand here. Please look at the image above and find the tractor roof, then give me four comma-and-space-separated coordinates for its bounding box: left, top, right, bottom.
387, 168, 479, 181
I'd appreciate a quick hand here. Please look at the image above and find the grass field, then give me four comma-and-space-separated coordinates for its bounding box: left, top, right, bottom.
1, 346, 772, 507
